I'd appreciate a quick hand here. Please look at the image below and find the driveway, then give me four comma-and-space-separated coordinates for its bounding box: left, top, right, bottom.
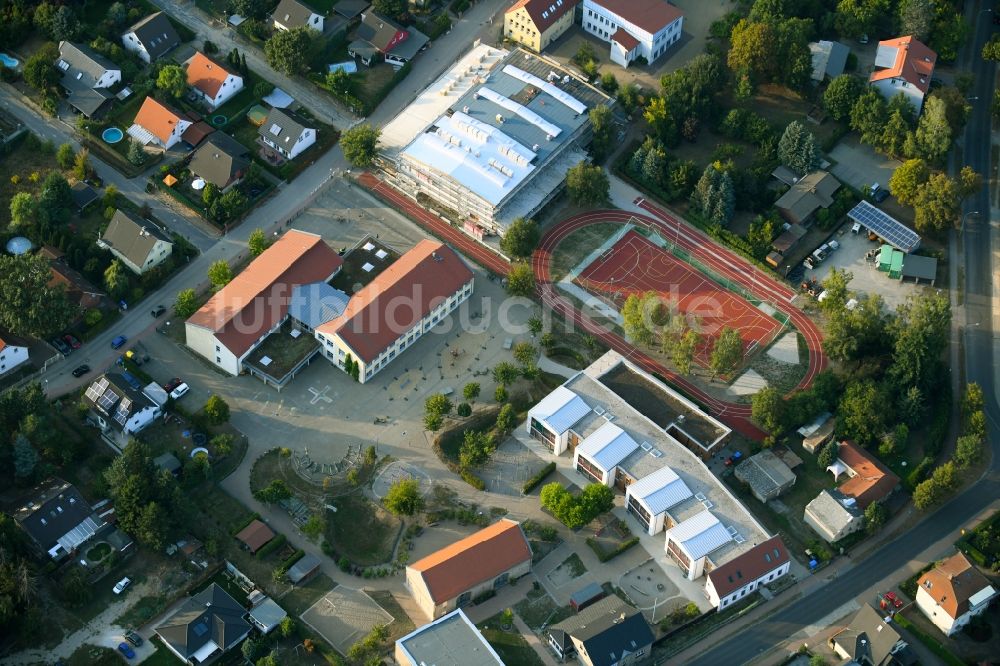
828, 137, 901, 191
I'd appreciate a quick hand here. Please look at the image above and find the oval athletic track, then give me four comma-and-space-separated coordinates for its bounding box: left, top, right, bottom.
533, 202, 827, 440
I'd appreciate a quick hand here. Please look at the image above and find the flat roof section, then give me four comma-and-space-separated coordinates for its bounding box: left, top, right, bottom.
396, 609, 503, 666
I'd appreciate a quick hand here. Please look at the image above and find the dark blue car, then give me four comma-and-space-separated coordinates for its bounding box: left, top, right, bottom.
117, 642, 135, 659
111, 335, 128, 350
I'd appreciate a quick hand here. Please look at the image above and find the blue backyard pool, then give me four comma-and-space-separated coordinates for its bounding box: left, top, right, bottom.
0, 53, 19, 69
102, 127, 124, 144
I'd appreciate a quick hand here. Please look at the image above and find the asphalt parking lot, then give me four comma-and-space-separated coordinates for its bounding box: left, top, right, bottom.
828, 137, 901, 192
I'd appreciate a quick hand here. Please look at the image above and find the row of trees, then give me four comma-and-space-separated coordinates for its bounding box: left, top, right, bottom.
888, 159, 980, 234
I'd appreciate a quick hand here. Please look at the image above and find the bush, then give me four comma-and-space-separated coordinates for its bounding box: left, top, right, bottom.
280, 549, 305, 571
461, 469, 485, 490
255, 533, 287, 559
586, 536, 640, 563
522, 462, 556, 494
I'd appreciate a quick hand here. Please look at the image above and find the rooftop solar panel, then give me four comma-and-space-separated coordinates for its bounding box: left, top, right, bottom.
114, 397, 132, 425
84, 377, 108, 404
847, 201, 920, 253
97, 387, 119, 412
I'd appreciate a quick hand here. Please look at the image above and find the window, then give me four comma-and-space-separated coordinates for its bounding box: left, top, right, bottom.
215, 345, 221, 352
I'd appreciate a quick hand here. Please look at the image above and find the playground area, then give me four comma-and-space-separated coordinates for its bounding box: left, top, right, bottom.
300, 587, 394, 656
574, 229, 784, 366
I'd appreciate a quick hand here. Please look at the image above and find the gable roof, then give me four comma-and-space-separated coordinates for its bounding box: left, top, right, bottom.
834, 604, 913, 666
156, 583, 251, 659
258, 107, 313, 146
317, 240, 474, 363
272, 0, 321, 27
133, 97, 187, 144
125, 12, 180, 61
666, 510, 733, 560
41, 246, 106, 309
186, 230, 343, 358
611, 28, 641, 52
358, 11, 407, 52
775, 171, 841, 223
188, 132, 250, 188
626, 464, 693, 514
918, 552, 997, 620
506, 0, 579, 34
11, 478, 102, 557
531, 386, 591, 434
82, 373, 158, 432
576, 421, 639, 472
101, 209, 173, 268
287, 553, 322, 584
551, 596, 654, 666
334, 0, 370, 19
186, 52, 238, 98
870, 36, 936, 94
408, 519, 531, 604
235, 519, 275, 553
57, 41, 118, 84
707, 536, 789, 598
0, 331, 30, 353
588, 0, 683, 35
809, 40, 849, 81
836, 441, 899, 508
70, 182, 100, 210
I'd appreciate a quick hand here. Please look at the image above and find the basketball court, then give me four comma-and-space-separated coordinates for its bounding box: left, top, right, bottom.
575, 229, 782, 365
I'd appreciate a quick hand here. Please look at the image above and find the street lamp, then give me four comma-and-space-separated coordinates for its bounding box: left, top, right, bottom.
960, 211, 980, 238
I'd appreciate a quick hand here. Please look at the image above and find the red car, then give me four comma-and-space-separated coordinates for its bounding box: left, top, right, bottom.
724, 457, 734, 467
164, 378, 183, 393
63, 334, 82, 350
884, 592, 904, 609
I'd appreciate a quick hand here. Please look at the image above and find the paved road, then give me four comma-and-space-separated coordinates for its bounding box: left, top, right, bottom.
0, 85, 218, 251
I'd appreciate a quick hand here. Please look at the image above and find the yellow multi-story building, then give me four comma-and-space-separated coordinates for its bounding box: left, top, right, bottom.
504, 0, 578, 52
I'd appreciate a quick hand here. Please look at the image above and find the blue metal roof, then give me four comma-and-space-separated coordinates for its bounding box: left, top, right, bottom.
531, 386, 590, 434
626, 465, 693, 515
577, 421, 639, 472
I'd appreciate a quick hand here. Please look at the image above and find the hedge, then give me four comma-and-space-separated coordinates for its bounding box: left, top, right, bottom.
522, 462, 556, 494
280, 549, 305, 571
461, 469, 485, 490
586, 536, 640, 563
255, 533, 287, 559
230, 513, 261, 537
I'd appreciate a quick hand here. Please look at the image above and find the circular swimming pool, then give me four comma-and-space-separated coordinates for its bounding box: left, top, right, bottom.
211, 115, 228, 127
102, 127, 124, 143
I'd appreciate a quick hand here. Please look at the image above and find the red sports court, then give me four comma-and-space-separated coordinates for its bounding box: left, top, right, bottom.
575, 230, 781, 365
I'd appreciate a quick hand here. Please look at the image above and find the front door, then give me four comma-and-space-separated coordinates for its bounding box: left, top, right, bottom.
494, 572, 509, 590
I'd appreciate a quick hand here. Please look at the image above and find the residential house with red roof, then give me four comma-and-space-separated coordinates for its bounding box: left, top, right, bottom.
582, 0, 683, 68
185, 230, 343, 376
704, 536, 790, 609
504, 0, 578, 53
185, 52, 244, 110
916, 552, 997, 636
825, 440, 900, 509
127, 96, 192, 150
315, 240, 474, 384
870, 35, 936, 114
405, 518, 532, 620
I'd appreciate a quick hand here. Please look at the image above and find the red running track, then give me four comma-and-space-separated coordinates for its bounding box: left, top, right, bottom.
576, 229, 781, 367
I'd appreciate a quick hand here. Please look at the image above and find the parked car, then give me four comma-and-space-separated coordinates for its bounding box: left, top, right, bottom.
71, 364, 90, 378
884, 591, 904, 609
827, 240, 840, 251
63, 334, 81, 350
117, 642, 135, 659
124, 630, 143, 647
111, 335, 128, 350
151, 305, 166, 318
164, 378, 183, 393
113, 577, 131, 594
169, 383, 190, 400
870, 183, 889, 203
51, 338, 71, 355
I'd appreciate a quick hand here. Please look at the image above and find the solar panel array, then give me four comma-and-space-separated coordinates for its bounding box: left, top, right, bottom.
97, 387, 119, 413
114, 397, 132, 426
84, 377, 109, 404
847, 201, 920, 252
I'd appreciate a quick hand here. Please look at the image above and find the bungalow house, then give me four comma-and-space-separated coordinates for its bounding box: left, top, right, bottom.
734, 450, 796, 503
188, 133, 251, 190
258, 107, 316, 160
547, 595, 654, 666
185, 52, 244, 110
10, 478, 105, 561
128, 97, 192, 151
55, 42, 121, 118
826, 440, 899, 508
0, 332, 30, 376
915, 552, 998, 636
82, 373, 161, 449
271, 0, 325, 33
804, 488, 864, 543
247, 595, 287, 635
831, 604, 916, 665
406, 518, 532, 620
350, 11, 429, 67
155, 583, 252, 664
870, 35, 936, 114
704, 536, 790, 609
774, 171, 841, 225
98, 209, 174, 275
121, 12, 180, 63
504, 0, 579, 53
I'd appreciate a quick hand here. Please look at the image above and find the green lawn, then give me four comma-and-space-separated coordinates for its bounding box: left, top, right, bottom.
279, 573, 336, 616
478, 612, 546, 666
326, 492, 402, 566
514, 587, 574, 632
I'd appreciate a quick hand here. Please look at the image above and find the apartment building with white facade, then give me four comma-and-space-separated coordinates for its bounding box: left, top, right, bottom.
581, 0, 683, 68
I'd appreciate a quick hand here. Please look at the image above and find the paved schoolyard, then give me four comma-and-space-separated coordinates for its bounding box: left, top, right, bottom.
480, 437, 548, 497
301, 587, 394, 655
828, 137, 901, 192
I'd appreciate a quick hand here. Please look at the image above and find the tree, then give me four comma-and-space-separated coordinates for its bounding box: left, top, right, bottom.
888, 159, 929, 206
817, 440, 838, 468
264, 27, 314, 74
12, 435, 38, 480
231, 0, 272, 20
691, 165, 735, 226
823, 75, 865, 121
621, 292, 656, 347
492, 362, 520, 386
278, 616, 295, 639
495, 403, 516, 434
954, 434, 984, 468
248, 228, 270, 256
210, 189, 247, 223
589, 104, 614, 161
37, 171, 72, 226
506, 263, 535, 297
174, 288, 198, 317
751, 386, 787, 434
618, 83, 640, 115
727, 19, 776, 86
22, 43, 60, 90
9, 192, 36, 229
326, 68, 352, 94
425, 393, 453, 420
899, 0, 934, 40
72, 148, 90, 181
204, 395, 230, 424
156, 64, 187, 98
512, 341, 537, 367
340, 124, 381, 167
373, 0, 405, 16
878, 110, 912, 158
103, 259, 130, 300
463, 382, 480, 402
850, 90, 888, 146
838, 379, 885, 446
913, 173, 960, 234
778, 121, 820, 174
135, 502, 169, 551
566, 161, 609, 205
48, 5, 79, 41
56, 143, 75, 170
709, 327, 742, 378
910, 96, 952, 164
983, 35, 1000, 61
864, 501, 887, 534
127, 139, 146, 166
208, 260, 233, 288
499, 217, 539, 259
383, 478, 424, 515
494, 384, 508, 403
958, 165, 983, 200
459, 430, 494, 468
255, 479, 292, 503
0, 254, 76, 336
819, 268, 852, 313
835, 0, 888, 38
644, 97, 680, 146
456, 402, 472, 417
672, 329, 699, 376
242, 637, 266, 662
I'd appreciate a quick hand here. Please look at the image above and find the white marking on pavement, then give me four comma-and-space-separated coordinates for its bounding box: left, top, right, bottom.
308, 385, 333, 405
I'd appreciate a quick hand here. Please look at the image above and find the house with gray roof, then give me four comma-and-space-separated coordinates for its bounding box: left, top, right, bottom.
10, 478, 105, 561
734, 449, 796, 503
831, 604, 917, 666
775, 170, 841, 225
82, 373, 161, 449
258, 108, 316, 160
351, 11, 429, 67
272, 0, 324, 33
804, 488, 864, 543
188, 133, 250, 190
548, 595, 654, 666
56, 42, 121, 118
156, 583, 252, 664
98, 209, 174, 275
809, 40, 850, 81
121, 12, 180, 63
